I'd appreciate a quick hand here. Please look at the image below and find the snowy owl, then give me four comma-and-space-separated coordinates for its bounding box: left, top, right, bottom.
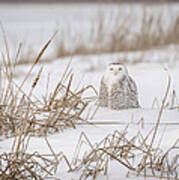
98, 63, 140, 110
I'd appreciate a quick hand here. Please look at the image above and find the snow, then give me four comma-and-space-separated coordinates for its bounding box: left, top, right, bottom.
0, 2, 179, 180
1, 57, 179, 179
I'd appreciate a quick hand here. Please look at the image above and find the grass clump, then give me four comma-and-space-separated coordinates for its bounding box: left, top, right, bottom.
71, 131, 178, 179
0, 151, 58, 180
0, 130, 71, 180
0, 30, 96, 137
0, 29, 95, 179
30, 72, 96, 136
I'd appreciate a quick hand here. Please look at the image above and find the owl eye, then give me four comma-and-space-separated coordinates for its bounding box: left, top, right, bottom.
109, 67, 114, 71
118, 67, 122, 71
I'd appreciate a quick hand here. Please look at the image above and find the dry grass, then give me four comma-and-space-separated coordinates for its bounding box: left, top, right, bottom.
68, 74, 179, 180
0, 29, 97, 138
0, 29, 97, 179
0, 127, 72, 179
70, 130, 179, 179
56, 10, 179, 58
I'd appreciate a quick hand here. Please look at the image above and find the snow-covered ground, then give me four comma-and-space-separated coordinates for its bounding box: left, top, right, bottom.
0, 2, 179, 180
1, 56, 179, 179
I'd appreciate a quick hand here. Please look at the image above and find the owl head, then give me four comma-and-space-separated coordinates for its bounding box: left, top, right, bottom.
105, 63, 128, 80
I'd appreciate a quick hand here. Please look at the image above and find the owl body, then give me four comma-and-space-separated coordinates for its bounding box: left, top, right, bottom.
98, 63, 140, 110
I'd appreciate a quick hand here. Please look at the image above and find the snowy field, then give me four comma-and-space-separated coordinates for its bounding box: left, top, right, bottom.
0, 2, 179, 180
0, 58, 179, 179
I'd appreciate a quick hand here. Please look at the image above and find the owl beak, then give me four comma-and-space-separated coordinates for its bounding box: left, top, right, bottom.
114, 71, 118, 76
